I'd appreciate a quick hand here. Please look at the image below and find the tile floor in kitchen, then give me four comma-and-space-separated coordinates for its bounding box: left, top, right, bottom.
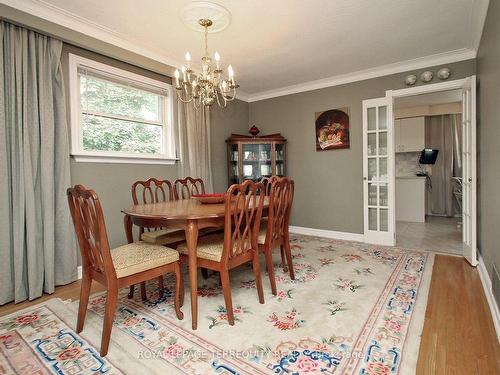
396, 216, 462, 255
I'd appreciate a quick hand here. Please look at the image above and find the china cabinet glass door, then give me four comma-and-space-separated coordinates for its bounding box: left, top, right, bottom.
228, 143, 239, 184
362, 97, 395, 246
274, 143, 285, 176
242, 143, 272, 181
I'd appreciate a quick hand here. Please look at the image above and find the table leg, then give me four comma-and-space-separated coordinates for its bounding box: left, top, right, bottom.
123, 215, 136, 299
186, 220, 199, 330
124, 214, 133, 244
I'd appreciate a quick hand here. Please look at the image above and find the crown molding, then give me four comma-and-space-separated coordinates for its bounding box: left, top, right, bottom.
0, 0, 185, 71
247, 48, 477, 102
234, 90, 250, 102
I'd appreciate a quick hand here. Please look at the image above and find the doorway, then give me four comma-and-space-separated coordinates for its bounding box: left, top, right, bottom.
393, 89, 463, 255
362, 77, 477, 266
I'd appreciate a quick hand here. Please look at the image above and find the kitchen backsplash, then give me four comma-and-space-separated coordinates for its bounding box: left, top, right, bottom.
396, 152, 421, 175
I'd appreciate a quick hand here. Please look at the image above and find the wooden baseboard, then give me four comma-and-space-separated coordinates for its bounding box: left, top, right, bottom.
478, 254, 500, 342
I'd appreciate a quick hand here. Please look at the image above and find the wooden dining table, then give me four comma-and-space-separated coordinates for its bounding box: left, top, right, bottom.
122, 197, 268, 330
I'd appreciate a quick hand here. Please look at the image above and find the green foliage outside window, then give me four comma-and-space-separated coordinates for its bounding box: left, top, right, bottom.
80, 75, 163, 154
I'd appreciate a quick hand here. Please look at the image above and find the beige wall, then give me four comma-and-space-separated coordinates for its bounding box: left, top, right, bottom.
210, 101, 250, 193
477, 0, 500, 279
249, 60, 476, 234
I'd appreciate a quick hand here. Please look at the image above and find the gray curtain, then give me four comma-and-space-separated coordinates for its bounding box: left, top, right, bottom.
425, 114, 462, 217
176, 101, 214, 192
0, 21, 77, 305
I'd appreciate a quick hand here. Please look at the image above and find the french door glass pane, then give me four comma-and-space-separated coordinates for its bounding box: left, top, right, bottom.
368, 183, 377, 206
367, 107, 376, 131
380, 209, 388, 231
379, 132, 387, 155
369, 208, 378, 230
368, 133, 377, 156
368, 159, 377, 180
378, 106, 387, 129
379, 157, 388, 181
379, 184, 388, 207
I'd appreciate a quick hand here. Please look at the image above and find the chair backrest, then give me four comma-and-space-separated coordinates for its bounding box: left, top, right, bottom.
173, 177, 205, 200
264, 177, 294, 244
132, 178, 174, 205
260, 176, 279, 196
222, 180, 264, 262
67, 185, 115, 278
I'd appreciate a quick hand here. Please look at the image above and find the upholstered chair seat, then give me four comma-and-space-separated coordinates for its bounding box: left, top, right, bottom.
177, 234, 225, 262
111, 241, 179, 278
141, 228, 185, 245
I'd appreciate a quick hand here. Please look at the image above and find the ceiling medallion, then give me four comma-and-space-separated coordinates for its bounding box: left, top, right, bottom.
175, 3, 237, 108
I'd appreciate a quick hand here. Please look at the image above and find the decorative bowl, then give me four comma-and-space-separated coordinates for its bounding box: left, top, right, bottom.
249, 125, 260, 136
192, 193, 225, 204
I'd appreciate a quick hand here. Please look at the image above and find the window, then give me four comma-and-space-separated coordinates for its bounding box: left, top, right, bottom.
68, 54, 175, 164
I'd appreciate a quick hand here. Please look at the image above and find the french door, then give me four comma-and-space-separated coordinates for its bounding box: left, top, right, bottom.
362, 97, 395, 246
461, 76, 478, 266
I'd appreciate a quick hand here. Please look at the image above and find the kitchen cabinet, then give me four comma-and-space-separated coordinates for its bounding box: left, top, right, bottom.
395, 117, 425, 153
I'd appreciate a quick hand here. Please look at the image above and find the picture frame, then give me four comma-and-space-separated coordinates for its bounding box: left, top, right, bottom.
315, 107, 350, 151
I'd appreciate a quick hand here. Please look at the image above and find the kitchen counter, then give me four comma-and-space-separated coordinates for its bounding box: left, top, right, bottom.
396, 176, 426, 222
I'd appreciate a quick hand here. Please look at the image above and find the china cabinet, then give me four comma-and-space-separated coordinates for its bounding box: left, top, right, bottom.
226, 133, 286, 185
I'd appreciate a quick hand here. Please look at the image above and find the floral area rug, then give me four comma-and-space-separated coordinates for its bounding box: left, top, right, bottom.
0, 235, 433, 374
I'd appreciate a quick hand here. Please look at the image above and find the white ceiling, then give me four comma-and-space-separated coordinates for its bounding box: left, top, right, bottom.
3, 0, 489, 101
394, 89, 463, 108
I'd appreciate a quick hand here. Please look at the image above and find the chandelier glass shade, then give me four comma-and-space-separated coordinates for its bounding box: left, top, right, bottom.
174, 18, 238, 108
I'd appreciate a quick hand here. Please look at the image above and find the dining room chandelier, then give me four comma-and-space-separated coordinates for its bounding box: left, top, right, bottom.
174, 18, 238, 108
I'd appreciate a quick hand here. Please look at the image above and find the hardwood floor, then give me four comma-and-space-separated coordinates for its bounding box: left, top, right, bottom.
416, 255, 500, 374
0, 281, 105, 318
1, 255, 498, 374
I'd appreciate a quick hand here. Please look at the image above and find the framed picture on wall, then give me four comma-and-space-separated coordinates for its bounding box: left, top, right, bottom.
315, 107, 350, 151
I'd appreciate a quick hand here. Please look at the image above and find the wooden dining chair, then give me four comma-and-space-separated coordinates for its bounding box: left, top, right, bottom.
177, 180, 265, 325
260, 175, 279, 196
258, 177, 295, 295
132, 178, 185, 246
67, 185, 183, 356
130, 178, 186, 299
173, 177, 205, 200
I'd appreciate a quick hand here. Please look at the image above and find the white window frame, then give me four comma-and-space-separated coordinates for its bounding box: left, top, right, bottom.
68, 53, 176, 164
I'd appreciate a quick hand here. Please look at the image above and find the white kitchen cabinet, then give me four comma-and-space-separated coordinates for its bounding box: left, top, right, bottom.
395, 116, 425, 153
396, 176, 426, 222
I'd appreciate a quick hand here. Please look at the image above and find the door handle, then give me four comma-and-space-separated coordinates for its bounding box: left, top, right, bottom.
468, 178, 472, 182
